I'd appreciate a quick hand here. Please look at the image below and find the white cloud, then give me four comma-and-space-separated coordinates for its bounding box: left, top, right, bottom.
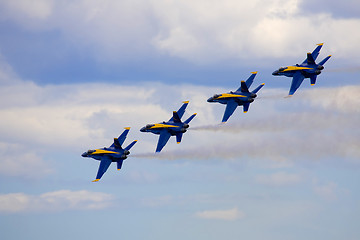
255, 172, 302, 186
0, 0, 359, 63
195, 207, 245, 221
312, 181, 339, 201
0, 190, 114, 213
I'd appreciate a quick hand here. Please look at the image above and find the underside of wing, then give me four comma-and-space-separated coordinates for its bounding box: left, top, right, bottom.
222, 99, 238, 123
289, 71, 305, 96
156, 130, 172, 152
93, 156, 112, 182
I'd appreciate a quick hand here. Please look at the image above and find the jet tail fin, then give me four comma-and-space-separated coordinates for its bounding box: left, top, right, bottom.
252, 83, 265, 94
124, 140, 137, 151
112, 127, 130, 149
169, 101, 189, 121
236, 81, 249, 93
318, 55, 331, 66
184, 113, 197, 124
245, 72, 257, 88
172, 111, 181, 123
306, 52, 316, 65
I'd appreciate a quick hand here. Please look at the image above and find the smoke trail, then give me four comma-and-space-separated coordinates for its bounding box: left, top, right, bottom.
324, 66, 360, 73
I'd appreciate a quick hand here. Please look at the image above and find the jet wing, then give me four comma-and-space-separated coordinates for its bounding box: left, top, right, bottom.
156, 130, 172, 152
93, 156, 112, 182
169, 101, 189, 122
222, 99, 238, 123
289, 71, 305, 96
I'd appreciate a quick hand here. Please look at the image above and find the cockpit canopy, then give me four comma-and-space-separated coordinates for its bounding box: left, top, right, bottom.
278, 67, 287, 72
146, 124, 154, 128
213, 94, 221, 98
87, 149, 95, 154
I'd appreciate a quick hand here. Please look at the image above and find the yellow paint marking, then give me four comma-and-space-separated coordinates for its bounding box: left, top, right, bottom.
177, 142, 180, 144
216, 93, 246, 99
92, 179, 100, 182
317, 43, 324, 46
280, 66, 312, 72
124, 127, 130, 130
150, 123, 178, 129
182, 101, 189, 103
251, 71, 258, 74
311, 84, 315, 86
92, 149, 119, 155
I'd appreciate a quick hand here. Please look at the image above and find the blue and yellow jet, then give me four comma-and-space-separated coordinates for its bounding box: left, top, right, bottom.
81, 127, 137, 182
140, 101, 197, 153
207, 72, 264, 123
272, 43, 331, 96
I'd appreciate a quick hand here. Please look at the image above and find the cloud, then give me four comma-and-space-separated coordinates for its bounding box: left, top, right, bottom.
255, 172, 302, 186
0, 0, 359, 64
195, 207, 245, 221
0, 190, 114, 213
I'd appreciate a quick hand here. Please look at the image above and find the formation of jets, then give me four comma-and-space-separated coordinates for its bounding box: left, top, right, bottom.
82, 43, 331, 181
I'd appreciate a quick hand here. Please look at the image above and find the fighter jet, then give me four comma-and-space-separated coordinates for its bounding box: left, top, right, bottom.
81, 127, 137, 182
272, 43, 331, 96
140, 101, 197, 153
207, 72, 264, 123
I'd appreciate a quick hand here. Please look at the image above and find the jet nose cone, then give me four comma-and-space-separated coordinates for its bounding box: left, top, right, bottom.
81, 152, 88, 157
140, 127, 146, 132
272, 70, 279, 76
207, 97, 213, 102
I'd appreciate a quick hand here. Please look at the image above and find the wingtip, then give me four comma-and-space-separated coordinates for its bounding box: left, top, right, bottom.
92, 179, 100, 182
261, 83, 265, 85
177, 142, 180, 144
311, 84, 315, 86
251, 71, 258, 74
317, 43, 324, 46
193, 113, 197, 115
244, 111, 248, 113
182, 101, 189, 104
124, 127, 131, 130
117, 169, 121, 171
241, 80, 245, 83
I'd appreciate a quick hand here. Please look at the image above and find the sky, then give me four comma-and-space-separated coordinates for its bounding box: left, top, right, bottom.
0, 0, 359, 239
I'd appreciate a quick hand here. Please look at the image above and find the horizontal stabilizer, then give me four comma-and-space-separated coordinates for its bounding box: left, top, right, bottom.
252, 83, 265, 94
318, 55, 331, 66
243, 102, 250, 113
124, 140, 137, 151
184, 113, 197, 124
117, 160, 124, 170
310, 75, 317, 85
176, 133, 183, 144
172, 111, 181, 123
